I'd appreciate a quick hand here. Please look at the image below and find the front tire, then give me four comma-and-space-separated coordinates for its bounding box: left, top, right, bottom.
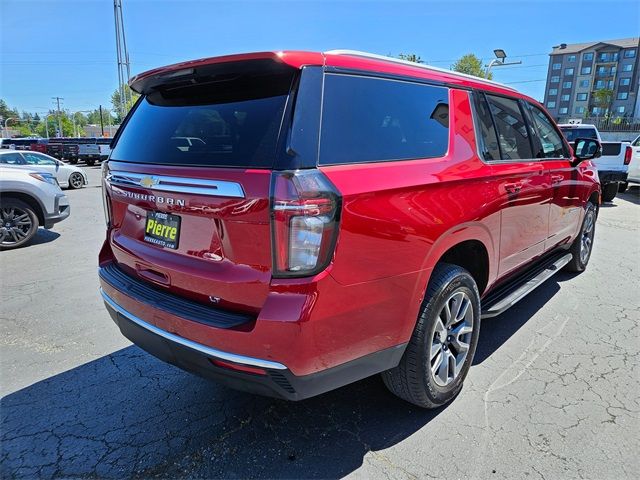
0, 199, 39, 250
564, 200, 597, 273
601, 183, 618, 202
382, 263, 481, 409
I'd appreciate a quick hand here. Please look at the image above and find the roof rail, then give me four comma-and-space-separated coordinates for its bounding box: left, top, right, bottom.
324, 49, 517, 92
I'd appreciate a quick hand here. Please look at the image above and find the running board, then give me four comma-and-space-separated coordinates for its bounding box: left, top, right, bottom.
481, 253, 572, 319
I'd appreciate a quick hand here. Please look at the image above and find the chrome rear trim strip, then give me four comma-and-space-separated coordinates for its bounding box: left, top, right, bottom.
106, 170, 245, 198
100, 288, 287, 370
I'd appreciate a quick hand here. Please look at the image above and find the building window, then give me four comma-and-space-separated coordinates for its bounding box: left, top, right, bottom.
597, 66, 607, 74
552, 63, 561, 70
579, 79, 590, 88
592, 107, 602, 115
580, 66, 592, 75
616, 106, 625, 114
575, 106, 585, 114
547, 101, 556, 108
608, 80, 614, 89
561, 94, 570, 101
559, 107, 568, 114
562, 81, 572, 88
576, 93, 588, 101
617, 92, 629, 100
620, 78, 631, 86
551, 76, 560, 83
568, 55, 576, 62
599, 52, 613, 62
564, 68, 574, 76
613, 53, 619, 61
624, 49, 636, 58
549, 88, 558, 95
622, 64, 633, 72
583, 52, 593, 61
595, 80, 605, 89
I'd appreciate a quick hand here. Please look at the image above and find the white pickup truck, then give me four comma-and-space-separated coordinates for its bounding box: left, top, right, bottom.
559, 124, 632, 202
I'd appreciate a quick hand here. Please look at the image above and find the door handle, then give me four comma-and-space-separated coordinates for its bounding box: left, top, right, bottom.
551, 175, 563, 185
504, 182, 523, 194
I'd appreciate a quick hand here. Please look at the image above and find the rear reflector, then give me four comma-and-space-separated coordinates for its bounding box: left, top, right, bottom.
210, 358, 267, 376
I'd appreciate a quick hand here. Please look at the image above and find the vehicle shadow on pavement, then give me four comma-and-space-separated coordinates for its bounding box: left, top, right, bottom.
474, 276, 562, 365
22, 229, 61, 248
1, 346, 448, 479
618, 186, 640, 205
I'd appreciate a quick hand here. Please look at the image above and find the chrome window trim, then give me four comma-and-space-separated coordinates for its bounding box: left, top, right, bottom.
105, 170, 245, 198
100, 288, 287, 370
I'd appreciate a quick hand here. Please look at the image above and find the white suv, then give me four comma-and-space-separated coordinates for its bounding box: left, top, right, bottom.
0, 166, 70, 249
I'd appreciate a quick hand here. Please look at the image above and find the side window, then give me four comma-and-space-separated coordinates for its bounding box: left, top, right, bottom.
526, 104, 569, 159
23, 152, 57, 165
471, 92, 501, 161
485, 95, 533, 160
0, 153, 25, 165
319, 74, 449, 165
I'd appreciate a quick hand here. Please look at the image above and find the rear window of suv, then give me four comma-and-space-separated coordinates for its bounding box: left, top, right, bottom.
559, 126, 598, 142
110, 71, 294, 168
319, 74, 449, 165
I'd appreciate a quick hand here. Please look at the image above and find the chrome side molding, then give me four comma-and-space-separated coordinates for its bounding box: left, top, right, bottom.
106, 170, 245, 198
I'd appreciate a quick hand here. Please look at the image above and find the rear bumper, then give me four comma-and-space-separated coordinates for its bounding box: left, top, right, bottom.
598, 170, 628, 183
101, 287, 406, 400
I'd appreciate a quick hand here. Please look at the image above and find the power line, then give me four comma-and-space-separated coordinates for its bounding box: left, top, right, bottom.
504, 79, 547, 84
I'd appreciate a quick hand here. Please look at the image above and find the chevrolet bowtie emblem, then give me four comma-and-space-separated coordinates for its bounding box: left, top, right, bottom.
139, 176, 159, 188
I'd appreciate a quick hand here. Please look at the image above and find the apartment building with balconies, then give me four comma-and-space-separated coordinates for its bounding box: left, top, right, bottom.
544, 38, 639, 121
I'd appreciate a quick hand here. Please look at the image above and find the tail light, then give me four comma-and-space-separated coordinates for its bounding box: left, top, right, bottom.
624, 146, 632, 165
101, 161, 112, 226
271, 170, 341, 278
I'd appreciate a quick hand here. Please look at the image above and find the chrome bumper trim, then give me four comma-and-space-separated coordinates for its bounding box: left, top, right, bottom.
100, 288, 287, 370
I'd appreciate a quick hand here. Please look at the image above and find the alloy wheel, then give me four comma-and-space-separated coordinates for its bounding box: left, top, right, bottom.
70, 173, 84, 189
430, 291, 474, 387
0, 207, 34, 246
580, 209, 595, 264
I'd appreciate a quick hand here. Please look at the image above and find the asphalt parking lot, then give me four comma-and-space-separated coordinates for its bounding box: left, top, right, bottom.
1, 165, 639, 479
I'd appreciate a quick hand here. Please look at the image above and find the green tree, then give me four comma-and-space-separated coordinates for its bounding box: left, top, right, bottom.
35, 111, 75, 137
398, 53, 424, 64
111, 84, 140, 123
452, 54, 493, 80
592, 88, 614, 116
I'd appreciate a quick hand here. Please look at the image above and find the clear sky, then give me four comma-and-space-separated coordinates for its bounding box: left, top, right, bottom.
1, 0, 639, 115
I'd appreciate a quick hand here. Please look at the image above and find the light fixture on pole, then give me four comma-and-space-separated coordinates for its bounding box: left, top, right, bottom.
486, 49, 522, 75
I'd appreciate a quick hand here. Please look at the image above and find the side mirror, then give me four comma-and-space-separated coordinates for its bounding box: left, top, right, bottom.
572, 138, 601, 165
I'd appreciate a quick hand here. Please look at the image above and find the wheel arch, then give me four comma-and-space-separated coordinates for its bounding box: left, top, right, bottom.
0, 191, 46, 225
417, 223, 497, 300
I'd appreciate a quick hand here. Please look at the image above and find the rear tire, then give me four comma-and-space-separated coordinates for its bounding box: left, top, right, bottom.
618, 182, 629, 193
68, 172, 84, 189
564, 200, 597, 273
0, 198, 39, 250
601, 183, 618, 202
382, 263, 481, 409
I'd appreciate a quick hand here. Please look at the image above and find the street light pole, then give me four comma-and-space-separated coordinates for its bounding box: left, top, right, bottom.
3, 117, 16, 138
485, 49, 522, 76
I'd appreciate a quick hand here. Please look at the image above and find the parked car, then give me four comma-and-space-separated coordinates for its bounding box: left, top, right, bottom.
0, 166, 70, 249
558, 124, 630, 202
619, 134, 640, 190
99, 50, 601, 408
0, 150, 88, 189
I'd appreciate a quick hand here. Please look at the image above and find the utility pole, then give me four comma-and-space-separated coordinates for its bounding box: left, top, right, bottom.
114, 0, 132, 119
99, 105, 105, 136
52, 96, 64, 137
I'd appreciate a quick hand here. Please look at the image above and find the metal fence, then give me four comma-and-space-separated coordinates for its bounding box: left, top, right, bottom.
558, 117, 640, 132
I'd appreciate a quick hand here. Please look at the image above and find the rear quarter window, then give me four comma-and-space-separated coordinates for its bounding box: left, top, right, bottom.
319, 74, 449, 165
560, 127, 598, 142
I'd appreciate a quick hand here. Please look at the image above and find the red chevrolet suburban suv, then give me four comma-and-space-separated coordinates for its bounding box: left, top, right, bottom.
99, 50, 601, 408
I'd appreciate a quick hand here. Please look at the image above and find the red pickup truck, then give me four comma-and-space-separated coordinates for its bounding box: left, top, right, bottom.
99, 50, 601, 408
